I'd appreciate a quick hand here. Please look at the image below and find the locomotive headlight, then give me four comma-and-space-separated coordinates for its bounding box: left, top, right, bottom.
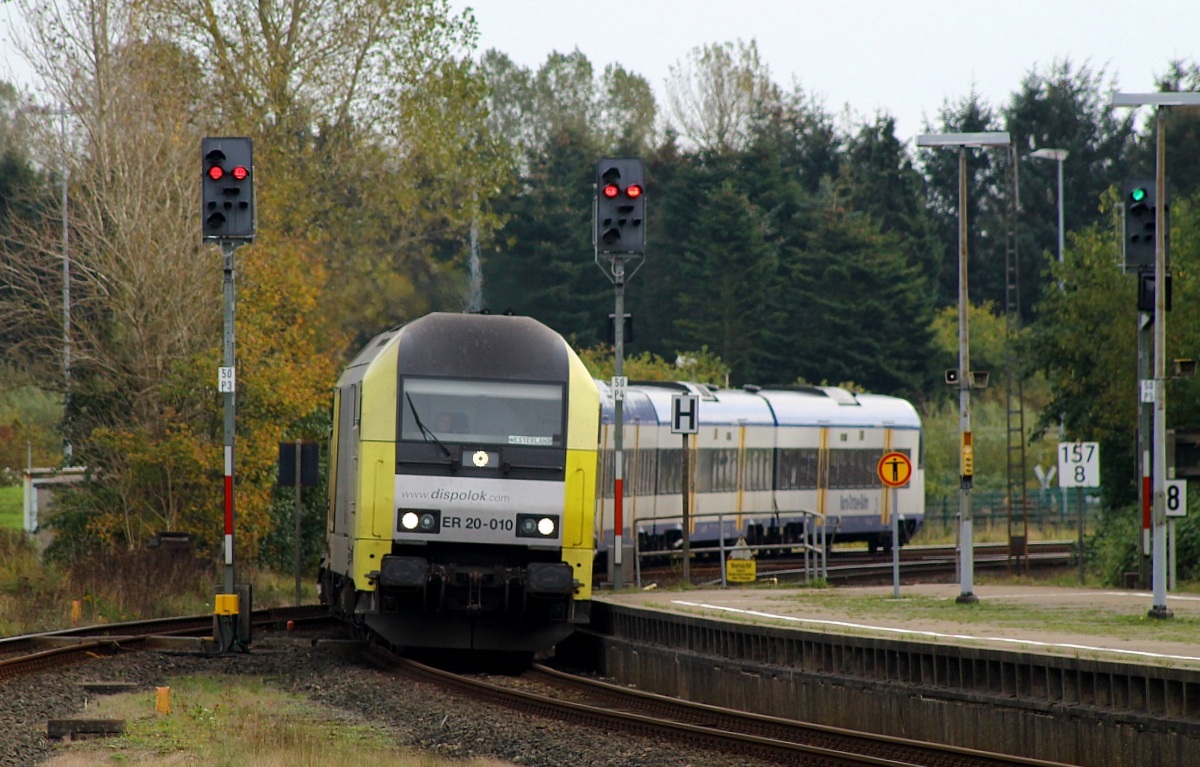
516, 513, 559, 539
398, 509, 440, 534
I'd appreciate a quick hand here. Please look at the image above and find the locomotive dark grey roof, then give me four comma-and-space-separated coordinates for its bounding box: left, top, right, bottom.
395, 312, 571, 381
341, 312, 572, 385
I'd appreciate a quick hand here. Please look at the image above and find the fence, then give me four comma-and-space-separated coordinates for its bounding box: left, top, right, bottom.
925, 489, 1102, 533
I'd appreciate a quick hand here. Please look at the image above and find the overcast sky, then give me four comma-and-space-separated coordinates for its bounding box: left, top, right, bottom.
454, 0, 1200, 141
4, 2, 1199, 143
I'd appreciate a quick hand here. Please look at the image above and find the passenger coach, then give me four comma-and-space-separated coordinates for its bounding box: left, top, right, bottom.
595, 381, 925, 563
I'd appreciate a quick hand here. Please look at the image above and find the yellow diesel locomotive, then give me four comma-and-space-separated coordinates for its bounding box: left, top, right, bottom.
318, 313, 599, 652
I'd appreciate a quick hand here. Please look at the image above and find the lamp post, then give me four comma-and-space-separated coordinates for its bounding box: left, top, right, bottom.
916, 131, 1011, 605
25, 103, 72, 464
1029, 148, 1068, 268
1111, 92, 1200, 619
58, 106, 71, 466
1029, 147, 1070, 566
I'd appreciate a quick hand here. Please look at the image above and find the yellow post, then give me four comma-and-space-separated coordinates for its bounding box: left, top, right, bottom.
213, 592, 241, 653
213, 593, 239, 615
70, 599, 82, 626
155, 686, 171, 715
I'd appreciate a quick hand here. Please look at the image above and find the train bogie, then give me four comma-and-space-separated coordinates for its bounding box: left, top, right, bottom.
319, 313, 599, 653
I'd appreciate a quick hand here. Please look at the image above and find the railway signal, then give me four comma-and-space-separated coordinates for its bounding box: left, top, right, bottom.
594, 156, 647, 591
1122, 178, 1166, 271
201, 137, 256, 652
1137, 271, 1171, 313
201, 137, 256, 241
595, 158, 646, 256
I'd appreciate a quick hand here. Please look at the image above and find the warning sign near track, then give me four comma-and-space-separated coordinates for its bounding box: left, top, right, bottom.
877, 452, 913, 488
726, 558, 756, 583
726, 537, 756, 583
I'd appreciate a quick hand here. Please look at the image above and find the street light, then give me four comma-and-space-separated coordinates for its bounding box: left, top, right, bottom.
56, 106, 71, 466
24, 103, 72, 464
916, 130, 1011, 605
1111, 91, 1200, 620
1029, 148, 1068, 267
1029, 147, 1071, 569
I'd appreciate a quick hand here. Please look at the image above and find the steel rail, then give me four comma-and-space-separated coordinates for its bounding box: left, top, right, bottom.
0, 605, 334, 679
363, 646, 1074, 767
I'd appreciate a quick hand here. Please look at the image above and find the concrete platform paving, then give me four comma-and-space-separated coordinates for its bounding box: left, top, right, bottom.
600, 583, 1200, 669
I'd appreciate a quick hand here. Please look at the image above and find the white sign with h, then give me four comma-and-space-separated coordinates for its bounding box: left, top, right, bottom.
671, 393, 700, 434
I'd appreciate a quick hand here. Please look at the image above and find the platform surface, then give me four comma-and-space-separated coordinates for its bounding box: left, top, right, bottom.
600, 583, 1200, 668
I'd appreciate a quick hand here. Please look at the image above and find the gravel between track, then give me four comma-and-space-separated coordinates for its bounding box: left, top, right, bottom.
2, 641, 774, 767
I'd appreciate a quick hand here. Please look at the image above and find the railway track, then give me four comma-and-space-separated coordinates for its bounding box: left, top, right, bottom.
5, 604, 1089, 766
0, 605, 332, 679
364, 646, 1076, 767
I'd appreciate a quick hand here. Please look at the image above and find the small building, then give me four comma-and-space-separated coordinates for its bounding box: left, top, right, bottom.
23, 466, 87, 533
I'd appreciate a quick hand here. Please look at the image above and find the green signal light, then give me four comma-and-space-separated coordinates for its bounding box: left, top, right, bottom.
1131, 187, 1148, 202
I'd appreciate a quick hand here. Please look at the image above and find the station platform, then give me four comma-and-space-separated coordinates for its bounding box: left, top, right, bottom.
600, 582, 1200, 669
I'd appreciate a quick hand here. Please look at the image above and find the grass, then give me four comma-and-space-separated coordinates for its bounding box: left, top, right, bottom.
0, 527, 321, 636
641, 565, 1200, 660
0, 485, 23, 530
750, 583, 1200, 646
43, 676, 516, 767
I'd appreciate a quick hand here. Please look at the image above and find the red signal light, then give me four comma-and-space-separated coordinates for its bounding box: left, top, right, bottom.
231, 165, 249, 181
602, 183, 620, 198
625, 184, 643, 199
207, 166, 224, 181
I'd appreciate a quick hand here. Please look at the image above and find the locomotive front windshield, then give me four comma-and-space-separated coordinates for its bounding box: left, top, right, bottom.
400, 377, 565, 447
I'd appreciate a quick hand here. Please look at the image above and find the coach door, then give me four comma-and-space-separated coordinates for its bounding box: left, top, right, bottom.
330, 383, 359, 571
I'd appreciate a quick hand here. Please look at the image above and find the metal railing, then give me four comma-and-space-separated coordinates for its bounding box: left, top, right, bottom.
629, 508, 828, 588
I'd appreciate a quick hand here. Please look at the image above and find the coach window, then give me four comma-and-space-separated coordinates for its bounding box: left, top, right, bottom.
776, 448, 819, 490
744, 448, 772, 491
696, 449, 738, 493
599, 448, 613, 498
636, 447, 657, 496
696, 449, 711, 492
828, 449, 875, 489
657, 448, 682, 495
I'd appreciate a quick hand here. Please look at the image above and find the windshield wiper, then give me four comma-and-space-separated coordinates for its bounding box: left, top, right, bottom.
406, 394, 452, 460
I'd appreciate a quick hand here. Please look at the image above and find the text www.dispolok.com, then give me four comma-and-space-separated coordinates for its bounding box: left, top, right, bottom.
398, 488, 510, 504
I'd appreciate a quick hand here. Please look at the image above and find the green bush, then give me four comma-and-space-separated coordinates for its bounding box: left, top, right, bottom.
0, 383, 65, 476
1086, 504, 1139, 586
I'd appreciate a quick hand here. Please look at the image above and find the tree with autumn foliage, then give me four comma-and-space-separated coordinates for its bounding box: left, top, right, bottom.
6, 0, 489, 568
